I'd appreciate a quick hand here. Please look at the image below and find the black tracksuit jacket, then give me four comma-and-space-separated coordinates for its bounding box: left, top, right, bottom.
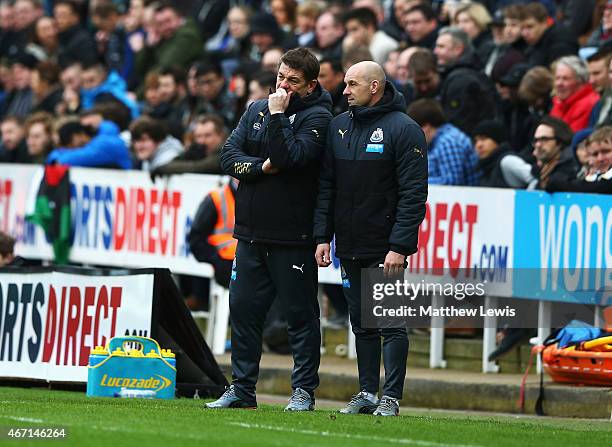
220, 84, 333, 245
314, 81, 428, 259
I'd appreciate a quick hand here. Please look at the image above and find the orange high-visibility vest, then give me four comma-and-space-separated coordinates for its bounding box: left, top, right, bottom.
207, 184, 237, 260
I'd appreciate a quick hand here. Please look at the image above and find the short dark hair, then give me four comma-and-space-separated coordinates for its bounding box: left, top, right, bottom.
279, 47, 320, 81
406, 4, 436, 22
587, 49, 612, 64
0, 231, 15, 258
57, 120, 92, 146
522, 3, 548, 22
407, 98, 446, 127
195, 114, 227, 137
84, 99, 132, 130
194, 59, 223, 78
159, 65, 187, 85
320, 58, 344, 75
34, 61, 60, 86
54, 0, 80, 16
129, 116, 168, 143
408, 50, 437, 76
153, 0, 180, 15
92, 2, 119, 18
251, 70, 277, 89
343, 7, 377, 30
538, 115, 573, 147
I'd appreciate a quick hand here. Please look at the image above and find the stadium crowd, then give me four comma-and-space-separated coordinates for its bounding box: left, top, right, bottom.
0, 0, 610, 192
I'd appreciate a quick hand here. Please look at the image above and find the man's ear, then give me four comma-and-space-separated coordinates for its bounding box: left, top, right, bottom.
307, 79, 318, 94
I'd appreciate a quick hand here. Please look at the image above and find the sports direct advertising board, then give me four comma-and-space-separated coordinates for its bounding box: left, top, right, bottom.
1, 165, 611, 303
0, 269, 154, 382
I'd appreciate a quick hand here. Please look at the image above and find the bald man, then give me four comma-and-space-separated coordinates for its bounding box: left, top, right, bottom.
314, 61, 428, 416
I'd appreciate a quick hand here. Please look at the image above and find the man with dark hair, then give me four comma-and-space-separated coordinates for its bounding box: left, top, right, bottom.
208, 47, 332, 411
590, 52, 612, 127
53, 0, 97, 67
530, 115, 577, 189
91, 2, 134, 87
343, 7, 398, 65
47, 109, 132, 169
193, 59, 237, 127
0, 116, 29, 163
434, 26, 499, 135
135, 0, 203, 80
151, 114, 225, 176
314, 11, 345, 60
129, 116, 183, 172
0, 231, 16, 266
315, 61, 427, 416
403, 3, 438, 49
520, 2, 578, 68
408, 50, 440, 99
146, 65, 189, 138
318, 58, 348, 115
407, 98, 479, 185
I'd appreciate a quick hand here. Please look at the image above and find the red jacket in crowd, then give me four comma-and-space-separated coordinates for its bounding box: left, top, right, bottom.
550, 84, 600, 132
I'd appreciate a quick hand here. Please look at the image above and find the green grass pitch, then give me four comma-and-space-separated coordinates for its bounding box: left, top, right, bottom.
0, 386, 610, 447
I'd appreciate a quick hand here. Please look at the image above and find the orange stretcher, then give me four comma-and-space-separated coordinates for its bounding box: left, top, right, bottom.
538, 336, 612, 386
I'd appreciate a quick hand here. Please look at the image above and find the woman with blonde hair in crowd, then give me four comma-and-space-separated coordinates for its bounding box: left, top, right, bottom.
454, 1, 493, 63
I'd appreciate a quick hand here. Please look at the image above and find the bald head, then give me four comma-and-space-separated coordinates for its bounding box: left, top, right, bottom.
344, 61, 386, 107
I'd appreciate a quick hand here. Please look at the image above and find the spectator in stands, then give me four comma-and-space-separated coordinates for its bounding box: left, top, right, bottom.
497, 63, 532, 151
521, 2, 578, 68
31, 61, 62, 114
91, 2, 134, 87
27, 16, 59, 62
57, 61, 82, 115
407, 98, 479, 186
0, 231, 16, 267
408, 49, 441, 100
271, 0, 297, 33
588, 51, 612, 127
24, 111, 54, 164
1, 52, 36, 120
547, 125, 612, 193
262, 47, 285, 73
47, 108, 132, 169
247, 12, 298, 63
317, 58, 347, 116
80, 61, 140, 119
314, 11, 345, 60
188, 178, 238, 287
383, 49, 400, 81
11, 0, 44, 53
206, 5, 251, 59
129, 116, 182, 173
518, 66, 554, 154
342, 7, 398, 65
403, 3, 439, 50
473, 119, 534, 188
454, 2, 493, 65
434, 26, 499, 135
486, 5, 527, 83
0, 1, 19, 57
395, 46, 421, 87
531, 115, 577, 189
341, 43, 374, 73
192, 60, 237, 128
144, 66, 188, 139
550, 56, 600, 132
151, 114, 226, 177
54, 0, 97, 67
295, 1, 321, 47
135, 1, 203, 81
247, 71, 277, 105
585, 1, 612, 48
0, 116, 29, 163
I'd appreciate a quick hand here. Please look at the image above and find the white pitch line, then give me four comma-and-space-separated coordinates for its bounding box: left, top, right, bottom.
3, 416, 44, 423
228, 421, 482, 447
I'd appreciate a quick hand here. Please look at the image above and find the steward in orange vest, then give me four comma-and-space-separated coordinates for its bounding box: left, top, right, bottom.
188, 180, 237, 286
